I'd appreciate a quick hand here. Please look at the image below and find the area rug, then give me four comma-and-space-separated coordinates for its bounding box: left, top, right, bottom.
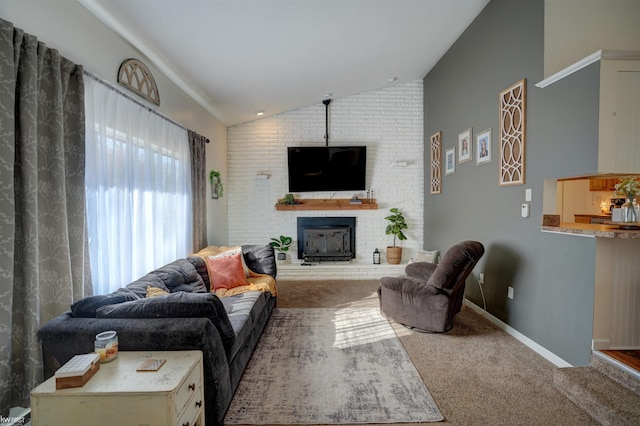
225, 307, 444, 424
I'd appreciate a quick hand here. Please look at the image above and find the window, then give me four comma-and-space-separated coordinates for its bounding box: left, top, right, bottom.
84, 77, 192, 295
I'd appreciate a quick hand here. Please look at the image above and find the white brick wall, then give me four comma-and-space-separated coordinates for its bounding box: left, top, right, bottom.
227, 80, 424, 267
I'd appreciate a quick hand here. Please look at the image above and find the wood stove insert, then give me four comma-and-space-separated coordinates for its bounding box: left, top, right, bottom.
297, 217, 356, 262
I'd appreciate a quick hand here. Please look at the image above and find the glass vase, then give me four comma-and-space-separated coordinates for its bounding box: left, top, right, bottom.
621, 198, 639, 223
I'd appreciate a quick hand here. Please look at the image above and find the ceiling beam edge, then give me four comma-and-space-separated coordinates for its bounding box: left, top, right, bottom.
78, 0, 228, 125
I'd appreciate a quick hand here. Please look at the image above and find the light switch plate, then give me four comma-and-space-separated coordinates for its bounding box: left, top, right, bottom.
525, 188, 532, 202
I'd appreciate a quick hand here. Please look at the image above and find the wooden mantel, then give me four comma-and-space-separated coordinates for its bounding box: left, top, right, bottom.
275, 198, 378, 211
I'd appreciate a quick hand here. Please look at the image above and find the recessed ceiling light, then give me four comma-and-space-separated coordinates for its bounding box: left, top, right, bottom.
255, 110, 265, 116
388, 76, 398, 83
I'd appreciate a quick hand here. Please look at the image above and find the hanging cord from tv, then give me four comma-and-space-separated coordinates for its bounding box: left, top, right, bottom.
323, 99, 331, 146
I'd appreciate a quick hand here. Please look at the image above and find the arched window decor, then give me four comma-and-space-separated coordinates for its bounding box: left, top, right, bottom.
117, 58, 160, 105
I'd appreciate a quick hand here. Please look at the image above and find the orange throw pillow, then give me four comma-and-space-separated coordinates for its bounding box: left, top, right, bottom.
206, 252, 249, 291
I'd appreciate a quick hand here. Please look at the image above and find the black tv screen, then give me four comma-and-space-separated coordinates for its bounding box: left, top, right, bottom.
287, 146, 367, 192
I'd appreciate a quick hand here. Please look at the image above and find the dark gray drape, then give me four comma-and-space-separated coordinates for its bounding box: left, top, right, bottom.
0, 18, 90, 412
189, 130, 208, 251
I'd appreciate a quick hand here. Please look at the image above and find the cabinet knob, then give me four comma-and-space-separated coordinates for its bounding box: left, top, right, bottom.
182, 422, 190, 426
196, 400, 203, 408
189, 383, 196, 391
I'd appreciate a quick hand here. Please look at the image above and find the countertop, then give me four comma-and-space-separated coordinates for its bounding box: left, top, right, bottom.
541, 222, 640, 239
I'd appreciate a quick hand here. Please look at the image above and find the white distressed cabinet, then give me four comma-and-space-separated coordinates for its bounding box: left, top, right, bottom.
31, 351, 204, 426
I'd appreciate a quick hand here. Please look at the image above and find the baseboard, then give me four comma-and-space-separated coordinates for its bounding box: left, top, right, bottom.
464, 299, 573, 368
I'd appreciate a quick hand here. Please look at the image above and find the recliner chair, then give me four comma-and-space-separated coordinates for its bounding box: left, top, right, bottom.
378, 240, 484, 332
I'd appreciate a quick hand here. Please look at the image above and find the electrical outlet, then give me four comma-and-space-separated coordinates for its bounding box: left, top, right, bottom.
479, 273, 484, 285
507, 286, 514, 299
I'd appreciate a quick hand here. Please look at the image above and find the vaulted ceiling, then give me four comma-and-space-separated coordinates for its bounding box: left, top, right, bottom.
80, 0, 489, 126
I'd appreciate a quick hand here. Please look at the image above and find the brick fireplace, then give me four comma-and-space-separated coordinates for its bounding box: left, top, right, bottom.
226, 81, 424, 267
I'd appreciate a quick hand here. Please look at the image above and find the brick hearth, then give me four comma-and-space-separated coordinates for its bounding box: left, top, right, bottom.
276, 260, 406, 281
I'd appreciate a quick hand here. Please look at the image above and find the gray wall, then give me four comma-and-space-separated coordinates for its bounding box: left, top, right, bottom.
424, 0, 600, 365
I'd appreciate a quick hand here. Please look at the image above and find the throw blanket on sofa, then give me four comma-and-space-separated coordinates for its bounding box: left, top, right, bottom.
216, 274, 277, 298
194, 246, 277, 298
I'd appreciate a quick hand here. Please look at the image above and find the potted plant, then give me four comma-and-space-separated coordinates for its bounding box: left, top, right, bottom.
384, 207, 408, 264
209, 170, 224, 199
270, 235, 293, 261
277, 193, 297, 205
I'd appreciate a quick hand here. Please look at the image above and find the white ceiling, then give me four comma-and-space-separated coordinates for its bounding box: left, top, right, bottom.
80, 0, 489, 126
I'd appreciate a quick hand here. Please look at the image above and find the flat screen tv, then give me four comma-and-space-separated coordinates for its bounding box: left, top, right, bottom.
287, 146, 366, 192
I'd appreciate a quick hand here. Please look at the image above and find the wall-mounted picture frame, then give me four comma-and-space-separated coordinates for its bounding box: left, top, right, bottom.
458, 128, 472, 163
429, 131, 442, 194
476, 128, 492, 165
445, 147, 456, 175
499, 78, 526, 186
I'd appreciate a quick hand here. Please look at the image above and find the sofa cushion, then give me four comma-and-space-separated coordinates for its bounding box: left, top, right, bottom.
186, 255, 210, 291
96, 291, 236, 356
242, 244, 276, 278
221, 291, 267, 362
70, 288, 140, 318
206, 252, 249, 291
126, 258, 208, 297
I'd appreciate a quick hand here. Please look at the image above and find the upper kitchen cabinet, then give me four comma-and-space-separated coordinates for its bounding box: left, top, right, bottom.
599, 58, 640, 173
537, 50, 640, 174
589, 177, 619, 191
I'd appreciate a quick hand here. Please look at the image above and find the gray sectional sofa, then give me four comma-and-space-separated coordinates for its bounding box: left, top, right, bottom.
37, 244, 277, 426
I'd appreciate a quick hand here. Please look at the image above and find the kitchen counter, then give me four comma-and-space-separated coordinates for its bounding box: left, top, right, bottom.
542, 222, 640, 239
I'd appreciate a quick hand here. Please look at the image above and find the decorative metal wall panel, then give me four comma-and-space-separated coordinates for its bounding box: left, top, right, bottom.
118, 58, 160, 105
499, 79, 526, 186
430, 131, 442, 194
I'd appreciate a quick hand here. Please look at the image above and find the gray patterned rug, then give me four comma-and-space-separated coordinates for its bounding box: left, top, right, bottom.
225, 307, 443, 424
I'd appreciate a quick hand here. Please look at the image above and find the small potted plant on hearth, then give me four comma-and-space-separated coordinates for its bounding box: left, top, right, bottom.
385, 207, 408, 264
270, 235, 293, 263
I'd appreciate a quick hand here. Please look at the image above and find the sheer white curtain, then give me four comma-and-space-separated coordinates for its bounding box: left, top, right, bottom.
84, 76, 192, 295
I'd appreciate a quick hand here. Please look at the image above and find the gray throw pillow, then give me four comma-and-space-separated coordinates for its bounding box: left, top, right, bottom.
242, 244, 276, 278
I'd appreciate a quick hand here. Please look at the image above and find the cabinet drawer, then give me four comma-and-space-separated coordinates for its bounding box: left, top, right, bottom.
177, 385, 204, 426
175, 361, 202, 415
574, 215, 591, 224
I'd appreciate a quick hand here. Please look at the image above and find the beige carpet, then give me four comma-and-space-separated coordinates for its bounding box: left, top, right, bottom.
271, 280, 598, 425
225, 307, 443, 424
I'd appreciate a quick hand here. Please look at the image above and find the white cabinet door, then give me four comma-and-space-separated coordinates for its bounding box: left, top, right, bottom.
599, 59, 640, 173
